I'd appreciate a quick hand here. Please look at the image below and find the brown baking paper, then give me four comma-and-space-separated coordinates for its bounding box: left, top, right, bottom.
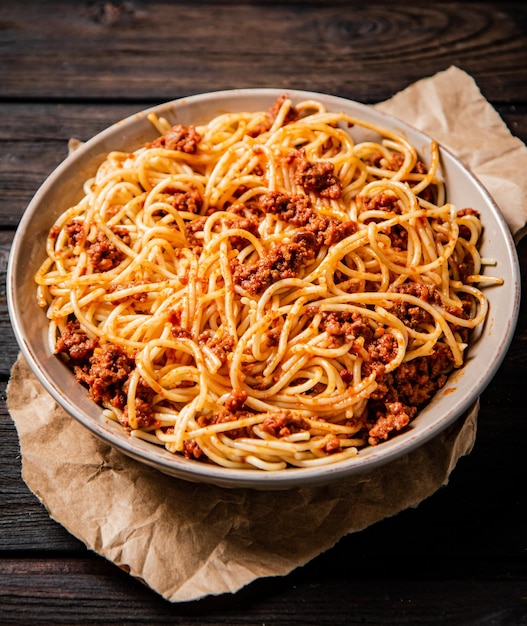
7, 66, 527, 602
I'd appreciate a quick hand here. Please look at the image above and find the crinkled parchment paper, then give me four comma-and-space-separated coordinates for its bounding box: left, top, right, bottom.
7, 66, 527, 602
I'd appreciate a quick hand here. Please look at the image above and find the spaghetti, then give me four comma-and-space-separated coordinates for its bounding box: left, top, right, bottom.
35, 95, 502, 471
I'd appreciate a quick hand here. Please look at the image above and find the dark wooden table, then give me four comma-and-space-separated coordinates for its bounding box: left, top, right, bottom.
1, 2, 526, 623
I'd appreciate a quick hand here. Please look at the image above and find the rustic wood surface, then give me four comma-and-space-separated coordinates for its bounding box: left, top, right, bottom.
1, 1, 526, 623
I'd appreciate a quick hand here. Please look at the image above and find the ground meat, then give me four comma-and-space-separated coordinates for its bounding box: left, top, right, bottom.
322, 434, 342, 454
457, 225, 472, 241
87, 230, 128, 272
385, 152, 405, 171
126, 397, 154, 428
315, 305, 454, 449
363, 151, 384, 168
318, 311, 374, 345
364, 151, 407, 173
170, 326, 193, 340
224, 390, 248, 412
166, 187, 203, 213
268, 94, 299, 125
444, 302, 471, 340
183, 439, 205, 460
49, 225, 61, 240
293, 152, 342, 199
360, 191, 401, 214
260, 190, 313, 226
340, 369, 354, 384
75, 343, 134, 408
457, 207, 480, 219
391, 363, 442, 407
247, 94, 299, 137
223, 215, 260, 249
122, 376, 156, 429
456, 208, 481, 263
224, 216, 259, 236
231, 238, 315, 295
64, 220, 85, 247
196, 408, 254, 440
265, 321, 282, 347
408, 159, 437, 202
389, 281, 440, 329
290, 229, 319, 253
368, 402, 414, 445
368, 333, 398, 364
361, 360, 386, 383
259, 190, 356, 249
198, 331, 235, 365
357, 318, 457, 445
365, 151, 435, 201
455, 252, 476, 281
147, 123, 202, 153
425, 342, 456, 380
167, 309, 182, 327
368, 342, 454, 414
56, 320, 156, 427
111, 226, 131, 246
55, 319, 99, 362
167, 310, 193, 339
391, 281, 440, 302
314, 218, 357, 246
383, 224, 408, 251
260, 410, 309, 438
310, 382, 328, 395
184, 215, 208, 247
229, 201, 265, 222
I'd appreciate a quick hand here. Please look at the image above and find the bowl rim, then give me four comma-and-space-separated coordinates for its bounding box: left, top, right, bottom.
7, 88, 521, 489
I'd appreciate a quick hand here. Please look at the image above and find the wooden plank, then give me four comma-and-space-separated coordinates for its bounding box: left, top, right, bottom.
0, 103, 142, 227
1, 2, 527, 103
0, 556, 525, 624
0, 381, 84, 551
0, 232, 19, 372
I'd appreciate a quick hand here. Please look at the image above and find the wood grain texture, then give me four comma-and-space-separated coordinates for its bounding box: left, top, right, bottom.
0, 103, 141, 227
1, 1, 527, 103
0, 555, 525, 624
1, 1, 526, 622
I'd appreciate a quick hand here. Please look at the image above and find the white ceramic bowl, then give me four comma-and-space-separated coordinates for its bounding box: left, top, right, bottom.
7, 89, 520, 489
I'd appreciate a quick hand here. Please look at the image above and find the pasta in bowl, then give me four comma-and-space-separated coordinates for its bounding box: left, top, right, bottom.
8, 90, 519, 488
